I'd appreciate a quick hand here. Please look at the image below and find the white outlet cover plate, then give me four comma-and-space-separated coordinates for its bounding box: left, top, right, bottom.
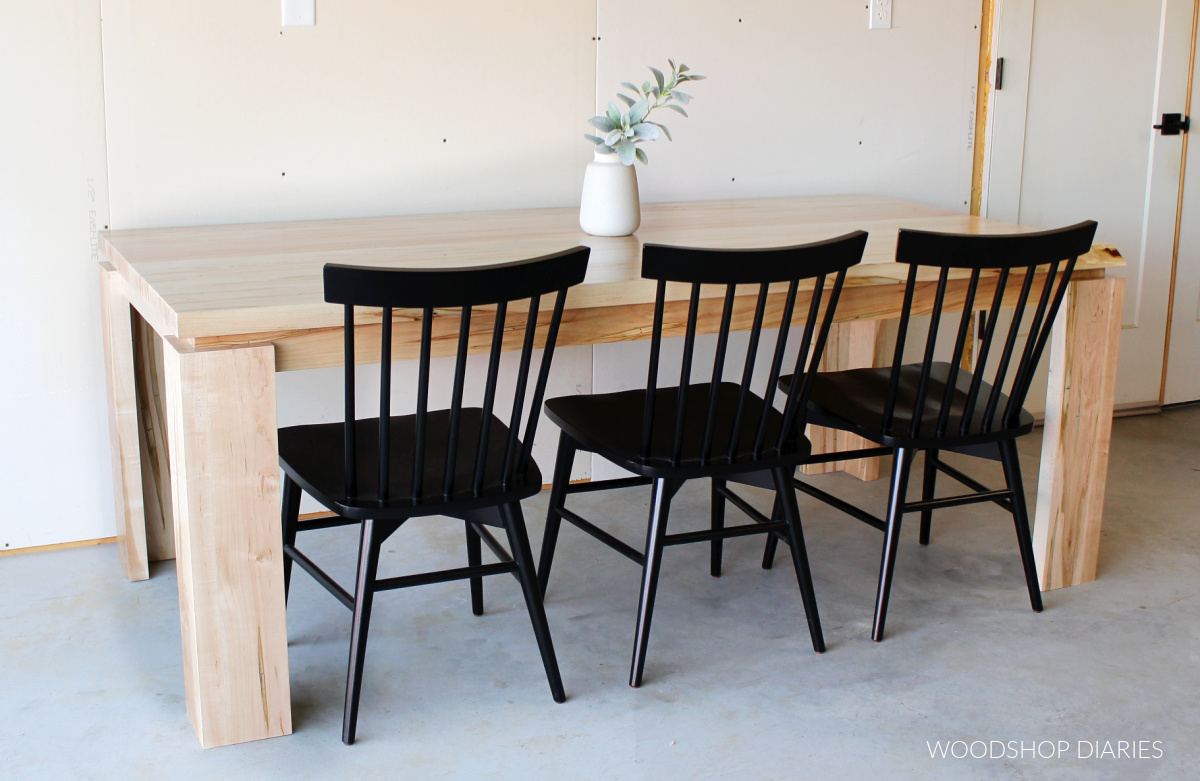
282, 0, 315, 27
870, 0, 892, 29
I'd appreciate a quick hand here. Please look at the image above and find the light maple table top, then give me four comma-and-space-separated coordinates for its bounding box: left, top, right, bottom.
100, 195, 1123, 342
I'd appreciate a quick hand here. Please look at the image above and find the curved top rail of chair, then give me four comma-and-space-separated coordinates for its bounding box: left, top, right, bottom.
641, 231, 868, 284
895, 221, 1098, 269
324, 246, 590, 308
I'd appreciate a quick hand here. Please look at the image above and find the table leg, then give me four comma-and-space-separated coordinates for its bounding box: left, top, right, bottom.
98, 263, 149, 582
161, 337, 292, 748
1033, 277, 1124, 591
132, 311, 176, 562
803, 319, 887, 481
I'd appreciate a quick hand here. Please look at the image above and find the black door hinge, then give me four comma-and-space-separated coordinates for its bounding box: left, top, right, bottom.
1154, 113, 1191, 135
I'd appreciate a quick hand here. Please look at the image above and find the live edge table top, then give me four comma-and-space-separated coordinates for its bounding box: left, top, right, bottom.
99, 194, 1123, 343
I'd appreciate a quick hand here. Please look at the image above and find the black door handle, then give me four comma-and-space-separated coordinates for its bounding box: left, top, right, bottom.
1154, 113, 1190, 135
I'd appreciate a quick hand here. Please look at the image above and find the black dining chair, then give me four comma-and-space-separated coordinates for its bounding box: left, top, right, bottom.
742, 221, 1097, 641
278, 247, 589, 744
535, 232, 868, 687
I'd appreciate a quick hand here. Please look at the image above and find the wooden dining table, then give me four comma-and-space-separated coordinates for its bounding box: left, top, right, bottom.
97, 195, 1125, 748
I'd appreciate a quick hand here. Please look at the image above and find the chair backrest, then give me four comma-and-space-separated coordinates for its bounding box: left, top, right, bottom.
323, 247, 590, 507
884, 220, 1098, 438
638, 232, 868, 467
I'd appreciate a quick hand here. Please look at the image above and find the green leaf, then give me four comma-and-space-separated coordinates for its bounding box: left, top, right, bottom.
648, 121, 672, 141
589, 115, 616, 132
596, 143, 615, 154
606, 102, 622, 126
604, 128, 623, 146
663, 104, 689, 117
621, 81, 642, 95
685, 74, 706, 80
632, 123, 659, 141
672, 90, 691, 105
615, 137, 636, 165
649, 66, 665, 91
679, 63, 689, 73
583, 134, 605, 145
668, 58, 676, 71
642, 80, 654, 95
635, 147, 649, 165
616, 93, 636, 108
629, 98, 650, 125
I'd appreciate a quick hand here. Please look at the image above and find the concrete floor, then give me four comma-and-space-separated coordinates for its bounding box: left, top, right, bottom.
1, 409, 1197, 780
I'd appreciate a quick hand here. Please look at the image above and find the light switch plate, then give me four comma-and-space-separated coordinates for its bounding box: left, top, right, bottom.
282, 0, 315, 27
870, 0, 892, 29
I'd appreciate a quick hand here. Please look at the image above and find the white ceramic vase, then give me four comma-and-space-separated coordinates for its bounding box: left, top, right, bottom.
579, 151, 641, 237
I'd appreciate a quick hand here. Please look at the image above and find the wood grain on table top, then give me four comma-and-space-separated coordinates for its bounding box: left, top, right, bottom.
100, 195, 1124, 340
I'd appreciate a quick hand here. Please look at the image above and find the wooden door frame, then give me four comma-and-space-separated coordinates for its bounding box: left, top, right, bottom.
1160, 0, 1200, 405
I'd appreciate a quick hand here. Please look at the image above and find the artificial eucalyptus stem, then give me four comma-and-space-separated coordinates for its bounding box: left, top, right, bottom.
584, 59, 706, 165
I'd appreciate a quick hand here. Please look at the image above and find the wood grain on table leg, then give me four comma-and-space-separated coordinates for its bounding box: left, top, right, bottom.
161, 337, 291, 748
98, 263, 149, 582
1033, 278, 1124, 591
132, 311, 176, 562
802, 320, 887, 481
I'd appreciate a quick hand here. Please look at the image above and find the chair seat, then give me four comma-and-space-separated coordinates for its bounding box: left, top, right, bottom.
279, 408, 542, 520
789, 362, 1035, 449
545, 382, 812, 478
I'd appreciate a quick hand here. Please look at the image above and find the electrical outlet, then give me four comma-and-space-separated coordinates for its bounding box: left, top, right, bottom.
282, 0, 315, 27
870, 0, 892, 30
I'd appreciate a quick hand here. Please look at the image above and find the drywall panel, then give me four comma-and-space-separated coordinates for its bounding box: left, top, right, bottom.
595, 0, 982, 212
100, 0, 598, 228
0, 0, 112, 549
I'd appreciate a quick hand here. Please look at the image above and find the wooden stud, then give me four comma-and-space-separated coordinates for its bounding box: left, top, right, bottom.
1033, 278, 1124, 591
0, 537, 118, 558
161, 337, 291, 748
98, 263, 150, 582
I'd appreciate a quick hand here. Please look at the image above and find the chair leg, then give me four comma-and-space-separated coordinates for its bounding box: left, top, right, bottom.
772, 468, 825, 653
761, 493, 783, 570
466, 521, 484, 616
630, 477, 679, 688
919, 449, 937, 546
281, 474, 301, 604
500, 502, 566, 703
537, 432, 577, 599
710, 479, 726, 577
343, 518, 383, 745
998, 440, 1044, 613
873, 448, 913, 642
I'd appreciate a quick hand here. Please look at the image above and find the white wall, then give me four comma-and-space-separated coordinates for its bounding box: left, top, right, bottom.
4, 0, 986, 548
99, 0, 598, 227
0, 0, 110, 550
597, 0, 982, 211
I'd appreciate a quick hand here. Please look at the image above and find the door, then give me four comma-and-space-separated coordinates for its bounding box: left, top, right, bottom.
1165, 28, 1200, 402
982, 0, 1199, 409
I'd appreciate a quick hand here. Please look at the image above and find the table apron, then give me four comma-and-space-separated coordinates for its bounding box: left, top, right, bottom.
189, 269, 1104, 373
